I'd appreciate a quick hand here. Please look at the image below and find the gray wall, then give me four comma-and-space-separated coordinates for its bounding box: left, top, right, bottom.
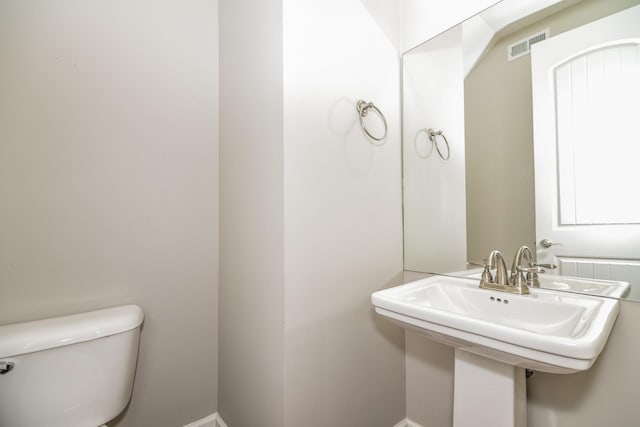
0, 1, 219, 426
218, 0, 285, 426
464, 36, 536, 263
282, 1, 406, 425
218, 1, 406, 426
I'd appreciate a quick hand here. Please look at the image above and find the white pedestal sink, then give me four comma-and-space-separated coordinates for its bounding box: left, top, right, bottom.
371, 275, 619, 427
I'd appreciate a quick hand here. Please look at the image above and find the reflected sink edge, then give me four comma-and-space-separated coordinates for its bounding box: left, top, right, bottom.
452, 267, 631, 299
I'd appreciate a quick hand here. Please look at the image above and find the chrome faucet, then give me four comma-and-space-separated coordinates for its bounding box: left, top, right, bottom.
479, 246, 541, 295
478, 246, 557, 294
479, 249, 528, 293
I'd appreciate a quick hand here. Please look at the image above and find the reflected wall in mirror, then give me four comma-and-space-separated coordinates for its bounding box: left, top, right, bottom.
403, 0, 640, 300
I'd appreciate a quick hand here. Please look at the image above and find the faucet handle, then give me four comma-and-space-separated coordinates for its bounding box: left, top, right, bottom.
517, 265, 546, 288
480, 260, 494, 284
511, 266, 533, 294
468, 260, 494, 285
530, 262, 557, 270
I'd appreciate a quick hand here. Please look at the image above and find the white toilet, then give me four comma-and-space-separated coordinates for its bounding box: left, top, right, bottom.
0, 305, 144, 427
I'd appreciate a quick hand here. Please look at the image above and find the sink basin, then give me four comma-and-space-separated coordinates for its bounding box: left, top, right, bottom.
372, 275, 619, 373
455, 267, 631, 298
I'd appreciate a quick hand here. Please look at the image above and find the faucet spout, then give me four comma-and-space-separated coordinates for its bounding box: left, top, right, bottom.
510, 246, 533, 283
479, 247, 533, 295
487, 250, 509, 286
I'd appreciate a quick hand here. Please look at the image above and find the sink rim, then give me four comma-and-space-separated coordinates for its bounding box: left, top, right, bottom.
372, 275, 619, 371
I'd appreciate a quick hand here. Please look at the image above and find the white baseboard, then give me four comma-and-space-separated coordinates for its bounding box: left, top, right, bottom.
215, 413, 229, 427
183, 413, 227, 427
189, 413, 409, 427
394, 418, 425, 427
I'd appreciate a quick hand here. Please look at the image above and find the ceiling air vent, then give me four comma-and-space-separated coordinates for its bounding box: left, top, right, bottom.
507, 29, 550, 61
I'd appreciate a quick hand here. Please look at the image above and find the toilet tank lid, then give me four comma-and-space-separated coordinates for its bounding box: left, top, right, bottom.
0, 305, 144, 358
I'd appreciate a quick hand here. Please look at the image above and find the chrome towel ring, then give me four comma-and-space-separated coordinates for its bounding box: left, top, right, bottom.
428, 129, 450, 160
415, 128, 450, 161
356, 99, 388, 143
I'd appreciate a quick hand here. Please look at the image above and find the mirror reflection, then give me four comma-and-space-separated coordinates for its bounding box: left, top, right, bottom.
403, 0, 640, 300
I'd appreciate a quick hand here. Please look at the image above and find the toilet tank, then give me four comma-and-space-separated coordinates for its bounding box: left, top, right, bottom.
0, 305, 144, 427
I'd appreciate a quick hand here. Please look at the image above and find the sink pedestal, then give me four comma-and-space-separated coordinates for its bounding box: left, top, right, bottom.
453, 349, 527, 427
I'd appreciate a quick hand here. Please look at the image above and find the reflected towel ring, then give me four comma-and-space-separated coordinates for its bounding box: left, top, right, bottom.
414, 128, 435, 159
356, 99, 388, 143
427, 128, 450, 160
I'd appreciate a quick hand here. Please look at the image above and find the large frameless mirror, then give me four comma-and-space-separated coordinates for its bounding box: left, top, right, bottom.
403, 0, 640, 300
